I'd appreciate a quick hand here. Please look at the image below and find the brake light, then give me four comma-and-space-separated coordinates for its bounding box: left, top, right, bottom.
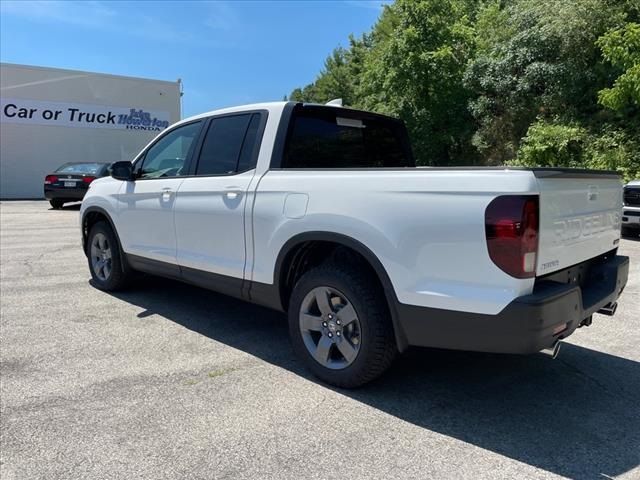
44, 175, 58, 185
485, 195, 539, 278
82, 176, 96, 184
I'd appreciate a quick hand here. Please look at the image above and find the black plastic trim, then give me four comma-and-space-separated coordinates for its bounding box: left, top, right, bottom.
181, 264, 245, 300
247, 281, 282, 311
266, 166, 622, 176
269, 101, 299, 169
125, 254, 245, 300
267, 231, 409, 351
80, 207, 130, 276
396, 254, 629, 353
127, 254, 181, 280
531, 168, 621, 179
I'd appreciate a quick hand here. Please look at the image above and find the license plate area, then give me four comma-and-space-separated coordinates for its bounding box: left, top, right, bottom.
64, 181, 76, 188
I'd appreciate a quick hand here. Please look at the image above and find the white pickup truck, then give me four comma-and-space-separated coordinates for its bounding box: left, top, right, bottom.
80, 101, 629, 387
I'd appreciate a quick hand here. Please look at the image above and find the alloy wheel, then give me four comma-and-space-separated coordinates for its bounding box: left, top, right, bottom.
90, 232, 113, 281
299, 286, 362, 370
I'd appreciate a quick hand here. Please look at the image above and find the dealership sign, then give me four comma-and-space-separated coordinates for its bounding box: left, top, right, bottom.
1, 97, 171, 132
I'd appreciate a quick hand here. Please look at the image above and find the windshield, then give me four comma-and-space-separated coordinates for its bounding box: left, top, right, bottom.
55, 163, 106, 175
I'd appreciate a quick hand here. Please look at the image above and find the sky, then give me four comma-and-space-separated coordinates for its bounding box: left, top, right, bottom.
0, 0, 387, 117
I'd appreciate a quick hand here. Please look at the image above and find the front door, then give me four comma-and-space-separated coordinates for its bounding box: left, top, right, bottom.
117, 120, 203, 265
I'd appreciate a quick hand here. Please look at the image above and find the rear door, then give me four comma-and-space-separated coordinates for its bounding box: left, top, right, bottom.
535, 171, 623, 275
174, 112, 266, 294
117, 120, 203, 265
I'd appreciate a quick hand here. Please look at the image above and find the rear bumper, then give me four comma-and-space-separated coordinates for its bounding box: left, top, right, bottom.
622, 209, 640, 228
396, 254, 629, 354
44, 186, 88, 201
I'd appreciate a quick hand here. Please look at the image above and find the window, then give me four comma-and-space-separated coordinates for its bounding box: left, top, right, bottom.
138, 121, 201, 179
55, 163, 106, 175
283, 107, 413, 169
237, 114, 262, 172
196, 113, 261, 175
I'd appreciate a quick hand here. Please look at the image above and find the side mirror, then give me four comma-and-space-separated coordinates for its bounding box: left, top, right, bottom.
111, 161, 134, 181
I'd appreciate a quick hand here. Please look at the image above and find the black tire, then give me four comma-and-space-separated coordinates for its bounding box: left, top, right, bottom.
49, 199, 64, 209
288, 263, 397, 388
87, 221, 132, 291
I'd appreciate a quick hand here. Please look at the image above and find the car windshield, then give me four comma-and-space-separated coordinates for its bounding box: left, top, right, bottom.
55, 163, 105, 175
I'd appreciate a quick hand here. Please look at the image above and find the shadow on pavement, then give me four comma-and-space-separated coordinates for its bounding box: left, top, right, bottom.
106, 276, 640, 479
47, 203, 81, 211
621, 233, 640, 242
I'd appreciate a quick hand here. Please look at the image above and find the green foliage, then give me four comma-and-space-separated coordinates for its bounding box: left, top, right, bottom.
511, 119, 640, 182
357, 0, 481, 165
586, 127, 640, 182
288, 0, 640, 179
465, 0, 628, 164
512, 121, 588, 168
597, 22, 640, 110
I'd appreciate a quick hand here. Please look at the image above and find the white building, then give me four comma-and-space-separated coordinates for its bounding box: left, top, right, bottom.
0, 63, 181, 198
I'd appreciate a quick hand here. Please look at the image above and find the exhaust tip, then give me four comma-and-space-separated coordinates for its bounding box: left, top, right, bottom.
598, 302, 618, 316
540, 341, 562, 359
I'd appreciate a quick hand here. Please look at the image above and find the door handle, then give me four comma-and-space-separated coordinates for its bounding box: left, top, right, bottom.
161, 188, 173, 201
225, 191, 239, 200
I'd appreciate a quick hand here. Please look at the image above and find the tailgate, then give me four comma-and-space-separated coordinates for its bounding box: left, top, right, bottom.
535, 170, 623, 275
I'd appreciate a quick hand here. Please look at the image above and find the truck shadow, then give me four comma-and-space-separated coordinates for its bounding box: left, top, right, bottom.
106, 276, 640, 479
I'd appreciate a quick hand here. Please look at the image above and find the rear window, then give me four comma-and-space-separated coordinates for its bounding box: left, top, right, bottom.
55, 163, 106, 175
283, 107, 413, 169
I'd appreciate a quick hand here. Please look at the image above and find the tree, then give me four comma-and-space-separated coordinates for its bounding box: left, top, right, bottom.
357, 0, 480, 165
597, 22, 640, 110
287, 0, 640, 180
464, 0, 628, 164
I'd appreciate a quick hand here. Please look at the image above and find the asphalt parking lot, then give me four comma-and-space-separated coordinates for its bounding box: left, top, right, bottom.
1, 200, 639, 480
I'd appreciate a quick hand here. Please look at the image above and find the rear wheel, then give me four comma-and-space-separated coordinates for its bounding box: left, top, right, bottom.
87, 221, 132, 291
49, 199, 64, 209
288, 263, 397, 388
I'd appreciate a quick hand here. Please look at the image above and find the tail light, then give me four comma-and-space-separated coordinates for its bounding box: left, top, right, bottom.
44, 175, 58, 184
485, 195, 539, 278
82, 176, 96, 184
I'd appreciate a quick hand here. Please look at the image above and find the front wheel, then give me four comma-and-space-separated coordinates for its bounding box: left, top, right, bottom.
288, 263, 397, 388
87, 221, 132, 291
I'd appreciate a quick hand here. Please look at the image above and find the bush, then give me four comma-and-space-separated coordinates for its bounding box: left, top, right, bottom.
510, 119, 640, 182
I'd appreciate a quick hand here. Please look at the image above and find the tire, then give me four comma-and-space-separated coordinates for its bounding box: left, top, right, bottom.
87, 221, 132, 291
49, 199, 64, 209
288, 263, 397, 388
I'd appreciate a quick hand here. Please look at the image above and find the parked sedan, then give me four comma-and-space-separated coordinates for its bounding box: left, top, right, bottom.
44, 162, 111, 209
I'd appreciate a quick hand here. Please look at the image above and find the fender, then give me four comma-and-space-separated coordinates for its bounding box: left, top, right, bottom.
81, 206, 129, 273
270, 231, 409, 352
